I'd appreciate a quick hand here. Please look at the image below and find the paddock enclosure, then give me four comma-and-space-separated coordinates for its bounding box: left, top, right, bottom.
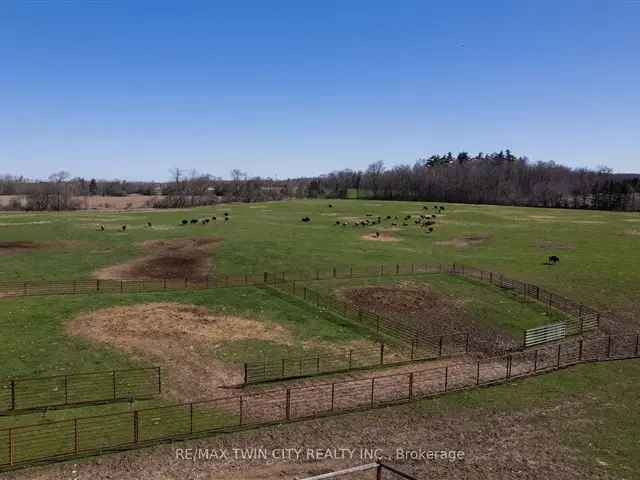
0, 199, 638, 478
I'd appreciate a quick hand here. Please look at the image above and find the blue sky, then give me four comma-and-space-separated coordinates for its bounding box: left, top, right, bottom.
1, 1, 638, 181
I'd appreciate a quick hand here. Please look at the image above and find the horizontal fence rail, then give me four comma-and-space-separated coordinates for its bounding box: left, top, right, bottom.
266, 279, 470, 351
1, 334, 637, 472
446, 265, 601, 346
1, 263, 604, 348
0, 367, 161, 415
301, 462, 419, 480
244, 334, 469, 384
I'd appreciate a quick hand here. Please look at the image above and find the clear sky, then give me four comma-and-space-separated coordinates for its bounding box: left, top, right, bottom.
1, 1, 638, 181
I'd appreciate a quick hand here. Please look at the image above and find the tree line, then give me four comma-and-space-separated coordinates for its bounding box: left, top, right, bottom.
313, 151, 640, 211
1, 151, 638, 211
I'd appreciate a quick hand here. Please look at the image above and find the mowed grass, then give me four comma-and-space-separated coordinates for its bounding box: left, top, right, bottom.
0, 199, 638, 475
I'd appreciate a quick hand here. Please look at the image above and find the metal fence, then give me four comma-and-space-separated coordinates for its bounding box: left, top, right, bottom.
1, 334, 637, 472
0, 262, 604, 349
244, 335, 469, 384
447, 265, 601, 346
0, 264, 443, 299
0, 367, 161, 415
301, 462, 419, 479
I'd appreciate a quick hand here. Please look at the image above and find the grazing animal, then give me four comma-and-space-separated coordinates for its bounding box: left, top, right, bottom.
432, 214, 437, 219
225, 217, 229, 222
428, 227, 433, 232
391, 222, 397, 226
328, 204, 333, 208
181, 219, 188, 225
374, 231, 380, 238
224, 212, 229, 217
386, 215, 392, 220
147, 222, 152, 227
423, 206, 428, 210
301, 217, 311, 223
190, 219, 198, 224
121, 225, 127, 232
99, 225, 105, 231
548, 255, 560, 265
211, 216, 217, 220
402, 222, 408, 226
335, 220, 341, 225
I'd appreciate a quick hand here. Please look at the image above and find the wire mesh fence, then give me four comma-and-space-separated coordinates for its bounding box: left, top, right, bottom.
301, 462, 419, 479
1, 334, 637, 472
243, 335, 470, 384
0, 367, 161, 415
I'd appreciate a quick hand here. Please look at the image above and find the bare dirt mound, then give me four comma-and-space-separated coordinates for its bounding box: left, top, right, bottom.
0, 240, 41, 254
95, 237, 221, 281
338, 284, 517, 354
434, 235, 490, 248
67, 303, 293, 401
360, 231, 400, 242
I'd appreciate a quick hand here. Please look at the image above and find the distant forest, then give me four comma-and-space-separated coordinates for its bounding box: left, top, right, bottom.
1, 151, 638, 211
312, 151, 640, 211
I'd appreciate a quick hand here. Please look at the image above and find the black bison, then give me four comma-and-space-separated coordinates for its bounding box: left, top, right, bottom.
181, 219, 188, 225
548, 255, 560, 265
190, 219, 198, 224
301, 217, 311, 223
121, 225, 127, 232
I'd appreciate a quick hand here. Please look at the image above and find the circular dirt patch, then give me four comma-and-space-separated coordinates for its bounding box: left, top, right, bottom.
94, 236, 222, 281
67, 303, 293, 401
339, 284, 517, 355
361, 232, 400, 242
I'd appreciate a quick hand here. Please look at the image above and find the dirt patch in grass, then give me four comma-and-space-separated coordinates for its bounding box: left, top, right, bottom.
434, 235, 490, 248
67, 303, 294, 401
360, 231, 400, 242
536, 240, 576, 251
338, 283, 517, 354
0, 240, 42, 254
94, 237, 222, 281
16, 390, 599, 480
625, 229, 640, 237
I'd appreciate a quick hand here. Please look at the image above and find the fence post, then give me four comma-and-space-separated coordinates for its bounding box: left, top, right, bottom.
578, 339, 584, 361
370, 379, 375, 406
557, 343, 562, 367
465, 333, 470, 353
396, 264, 400, 275
112, 370, 117, 400
9, 428, 13, 466
476, 361, 480, 385
285, 389, 291, 420
506, 355, 512, 379
636, 334, 640, 357
190, 403, 194, 434
348, 350, 353, 370
330, 383, 335, 411
410, 340, 415, 361
96, 279, 100, 292
317, 355, 320, 373
133, 411, 139, 443
239, 396, 244, 425
64, 375, 69, 404
444, 366, 448, 392
120, 280, 123, 293
263, 272, 268, 283
438, 336, 443, 357
607, 335, 612, 358
157, 367, 161, 394
244, 364, 248, 384
380, 344, 385, 365
73, 418, 79, 454
281, 358, 286, 378
534, 349, 538, 372
409, 373, 414, 400
10, 380, 15, 410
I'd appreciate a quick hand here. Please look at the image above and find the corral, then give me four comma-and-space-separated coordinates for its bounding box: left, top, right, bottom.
0, 199, 638, 479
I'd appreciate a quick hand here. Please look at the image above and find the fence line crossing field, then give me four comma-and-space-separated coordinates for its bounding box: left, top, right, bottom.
0, 199, 639, 478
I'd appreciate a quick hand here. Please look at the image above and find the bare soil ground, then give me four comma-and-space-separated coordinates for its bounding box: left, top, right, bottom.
0, 241, 41, 254
94, 237, 222, 281
337, 283, 518, 355
67, 303, 294, 401
8, 390, 602, 480
625, 229, 640, 237
433, 235, 490, 248
360, 232, 400, 242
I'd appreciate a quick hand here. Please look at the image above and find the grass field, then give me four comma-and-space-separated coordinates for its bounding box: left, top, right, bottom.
0, 199, 638, 478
